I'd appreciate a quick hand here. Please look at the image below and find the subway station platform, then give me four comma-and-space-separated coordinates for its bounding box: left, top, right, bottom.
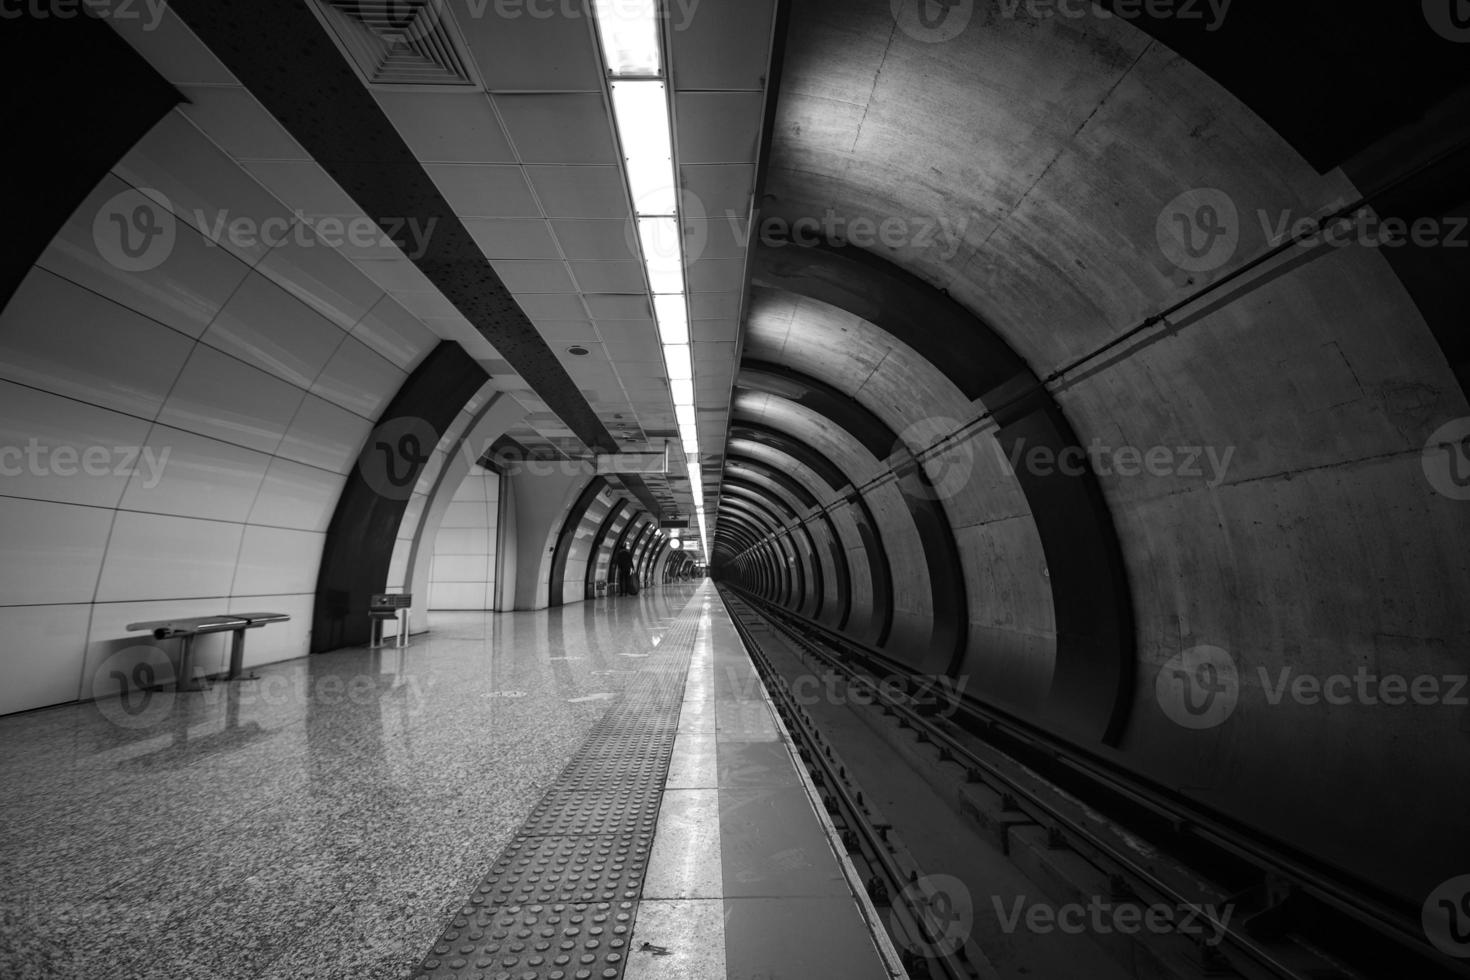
0, 583, 896, 980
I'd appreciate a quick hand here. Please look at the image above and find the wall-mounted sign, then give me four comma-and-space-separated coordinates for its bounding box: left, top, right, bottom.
596, 444, 670, 475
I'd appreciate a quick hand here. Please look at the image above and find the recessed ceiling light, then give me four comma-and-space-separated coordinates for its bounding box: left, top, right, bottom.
568, 346, 590, 356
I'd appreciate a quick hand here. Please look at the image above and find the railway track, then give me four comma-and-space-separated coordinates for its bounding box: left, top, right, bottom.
719, 585, 1467, 980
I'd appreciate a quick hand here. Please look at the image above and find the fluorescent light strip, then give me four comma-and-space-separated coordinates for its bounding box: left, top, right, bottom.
664, 345, 693, 381
653, 293, 689, 345
592, 0, 662, 76
610, 81, 676, 216
595, 2, 707, 544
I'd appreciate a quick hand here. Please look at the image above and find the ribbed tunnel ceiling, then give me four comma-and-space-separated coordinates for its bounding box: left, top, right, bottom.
711, 0, 1470, 909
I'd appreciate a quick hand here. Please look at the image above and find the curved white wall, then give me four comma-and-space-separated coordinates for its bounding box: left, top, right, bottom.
428, 470, 502, 610
0, 109, 436, 715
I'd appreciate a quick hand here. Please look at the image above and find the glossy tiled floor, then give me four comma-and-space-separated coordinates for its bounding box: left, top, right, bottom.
0, 585, 700, 980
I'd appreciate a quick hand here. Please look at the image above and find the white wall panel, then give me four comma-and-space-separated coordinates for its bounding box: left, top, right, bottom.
0, 269, 192, 420
38, 173, 250, 339
248, 458, 346, 532
0, 381, 152, 509
204, 272, 345, 388
352, 295, 437, 371
311, 338, 404, 420
276, 394, 373, 474
0, 498, 113, 607
113, 111, 294, 267
118, 426, 271, 524
95, 511, 244, 603
0, 604, 92, 716
231, 526, 324, 597
159, 344, 304, 454
428, 471, 500, 610
256, 229, 385, 331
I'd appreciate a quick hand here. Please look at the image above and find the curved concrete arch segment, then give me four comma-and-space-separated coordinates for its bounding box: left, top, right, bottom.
549, 478, 611, 609
737, 361, 968, 674
312, 342, 489, 651
728, 422, 893, 645
585, 498, 632, 597
752, 242, 1133, 744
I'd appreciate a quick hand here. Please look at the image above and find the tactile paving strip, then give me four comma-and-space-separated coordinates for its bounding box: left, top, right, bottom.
412, 609, 701, 980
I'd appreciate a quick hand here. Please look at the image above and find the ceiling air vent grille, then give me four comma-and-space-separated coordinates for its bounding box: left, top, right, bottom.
313, 1, 476, 87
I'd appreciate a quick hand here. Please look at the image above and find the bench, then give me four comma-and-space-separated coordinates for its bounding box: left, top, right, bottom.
126, 612, 290, 692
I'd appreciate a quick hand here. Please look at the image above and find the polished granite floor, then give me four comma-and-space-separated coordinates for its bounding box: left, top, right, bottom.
0, 585, 701, 980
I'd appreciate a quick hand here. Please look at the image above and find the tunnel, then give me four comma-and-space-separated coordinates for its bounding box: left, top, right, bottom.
1, 1, 1468, 978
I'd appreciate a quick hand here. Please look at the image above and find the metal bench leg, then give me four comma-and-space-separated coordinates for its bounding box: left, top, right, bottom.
177, 635, 203, 692
228, 628, 247, 680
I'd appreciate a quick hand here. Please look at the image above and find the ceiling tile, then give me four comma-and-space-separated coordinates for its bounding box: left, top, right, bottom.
595, 320, 658, 348
526, 167, 631, 219
690, 293, 743, 319
374, 91, 517, 163
570, 262, 646, 293
687, 258, 747, 294
685, 217, 753, 261
424, 164, 540, 218
585, 294, 651, 319
240, 160, 362, 217
681, 164, 756, 221
459, 9, 605, 92
668, 0, 777, 91
695, 342, 737, 364
550, 219, 641, 262
495, 94, 619, 164
692, 318, 740, 344
675, 93, 766, 164
517, 293, 588, 320
179, 86, 308, 161
107, 5, 237, 86
536, 320, 598, 342
393, 290, 462, 320
493, 261, 576, 293
463, 218, 562, 259
350, 258, 435, 294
